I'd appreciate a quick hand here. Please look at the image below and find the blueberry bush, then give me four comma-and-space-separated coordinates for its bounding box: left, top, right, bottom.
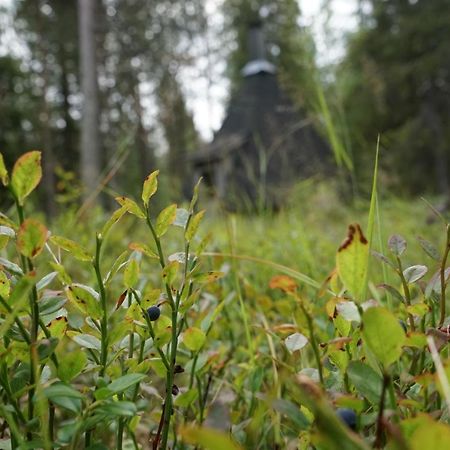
0, 151, 449, 449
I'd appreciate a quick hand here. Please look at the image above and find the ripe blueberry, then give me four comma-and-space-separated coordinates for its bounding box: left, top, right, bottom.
336, 408, 357, 430
399, 320, 407, 333
147, 305, 161, 321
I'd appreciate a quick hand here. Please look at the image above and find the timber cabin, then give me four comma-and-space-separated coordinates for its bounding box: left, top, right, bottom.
190, 23, 331, 210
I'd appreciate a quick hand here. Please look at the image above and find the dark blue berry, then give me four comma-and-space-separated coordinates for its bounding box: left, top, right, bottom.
336, 408, 357, 430
399, 320, 407, 333
147, 305, 160, 321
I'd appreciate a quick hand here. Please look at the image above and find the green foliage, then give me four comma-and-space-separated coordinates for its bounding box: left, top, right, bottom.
1, 150, 450, 450
340, 0, 450, 193
362, 307, 406, 368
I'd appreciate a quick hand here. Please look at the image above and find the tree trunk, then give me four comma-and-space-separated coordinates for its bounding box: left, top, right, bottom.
37, 1, 56, 217
133, 80, 154, 181
78, 0, 100, 201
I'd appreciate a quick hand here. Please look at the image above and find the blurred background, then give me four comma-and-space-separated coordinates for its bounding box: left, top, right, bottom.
1, 0, 449, 215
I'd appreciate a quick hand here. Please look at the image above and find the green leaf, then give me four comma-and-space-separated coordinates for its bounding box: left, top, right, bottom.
403, 265, 428, 284
115, 196, 145, 219
47, 316, 68, 338
179, 425, 242, 450
182, 327, 206, 352
193, 271, 225, 284
336, 224, 369, 301
378, 284, 405, 304
128, 242, 158, 259
406, 302, 429, 317
362, 307, 406, 367
0, 257, 24, 276
162, 261, 179, 285
50, 235, 92, 262
10, 151, 42, 204
58, 350, 87, 383
409, 415, 450, 450
123, 259, 140, 288
425, 268, 450, 298
0, 226, 15, 238
0, 270, 10, 299
285, 333, 308, 353
141, 170, 159, 206
104, 250, 129, 285
347, 361, 383, 405
189, 178, 202, 213
371, 250, 395, 269
17, 218, 48, 259
0, 213, 16, 230
49, 262, 72, 285
417, 237, 440, 261
37, 337, 59, 361
66, 284, 102, 320
94, 400, 137, 418
156, 204, 177, 237
0, 273, 35, 337
0, 225, 14, 250
101, 206, 127, 238
43, 382, 82, 414
107, 373, 146, 394
36, 271, 58, 291
388, 234, 407, 257
0, 152, 8, 185
174, 388, 198, 407
185, 210, 205, 242
271, 398, 310, 430
68, 332, 101, 351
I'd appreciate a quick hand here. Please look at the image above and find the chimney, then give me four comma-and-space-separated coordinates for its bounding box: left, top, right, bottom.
248, 21, 266, 61
241, 21, 276, 77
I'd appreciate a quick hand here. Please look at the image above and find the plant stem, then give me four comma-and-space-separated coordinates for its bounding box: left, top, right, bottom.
299, 302, 324, 385
395, 256, 415, 332
14, 199, 40, 440
438, 224, 450, 327
94, 234, 108, 377
374, 373, 389, 448
160, 305, 179, 449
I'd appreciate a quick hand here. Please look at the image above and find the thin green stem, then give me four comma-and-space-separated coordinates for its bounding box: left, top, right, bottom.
299, 302, 324, 385
375, 373, 389, 448
438, 225, 450, 327
395, 256, 415, 332
94, 235, 108, 377
0, 296, 31, 344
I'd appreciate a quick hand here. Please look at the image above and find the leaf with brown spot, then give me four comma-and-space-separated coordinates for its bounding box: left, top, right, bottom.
115, 196, 145, 219
128, 242, 158, 259
65, 284, 102, 320
17, 218, 48, 259
193, 271, 225, 284
336, 223, 369, 302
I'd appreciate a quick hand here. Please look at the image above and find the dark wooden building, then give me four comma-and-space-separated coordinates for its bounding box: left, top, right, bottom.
190, 24, 331, 210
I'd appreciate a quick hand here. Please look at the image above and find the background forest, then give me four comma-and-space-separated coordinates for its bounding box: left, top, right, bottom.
1, 0, 449, 212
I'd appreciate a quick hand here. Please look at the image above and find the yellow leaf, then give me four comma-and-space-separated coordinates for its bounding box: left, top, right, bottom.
336, 224, 369, 301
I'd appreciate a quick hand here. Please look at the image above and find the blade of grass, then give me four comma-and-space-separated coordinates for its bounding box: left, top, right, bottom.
362, 135, 380, 301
